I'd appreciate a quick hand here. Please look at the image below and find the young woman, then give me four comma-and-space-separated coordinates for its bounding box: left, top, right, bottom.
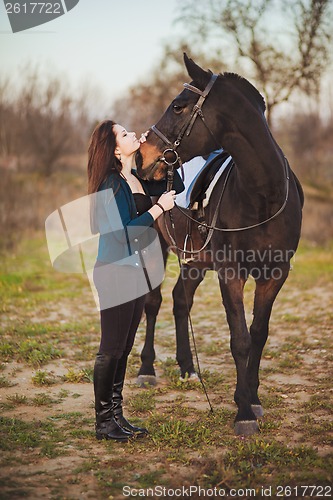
87, 120, 184, 441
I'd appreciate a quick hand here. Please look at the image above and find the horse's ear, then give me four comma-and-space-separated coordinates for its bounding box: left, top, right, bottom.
183, 53, 210, 89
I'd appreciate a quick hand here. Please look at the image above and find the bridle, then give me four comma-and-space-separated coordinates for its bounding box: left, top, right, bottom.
150, 73, 220, 190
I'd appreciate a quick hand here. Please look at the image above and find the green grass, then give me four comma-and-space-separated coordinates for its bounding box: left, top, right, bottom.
0, 342, 16, 361
17, 338, 64, 367
31, 393, 59, 407
0, 375, 16, 388
128, 389, 156, 413
302, 393, 333, 413
6, 393, 29, 405
219, 439, 332, 488
290, 241, 333, 286
0, 234, 332, 498
0, 416, 67, 458
31, 369, 57, 386
151, 417, 212, 449
62, 367, 93, 383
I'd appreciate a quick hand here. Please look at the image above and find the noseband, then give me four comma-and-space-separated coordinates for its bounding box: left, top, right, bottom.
150, 73, 219, 190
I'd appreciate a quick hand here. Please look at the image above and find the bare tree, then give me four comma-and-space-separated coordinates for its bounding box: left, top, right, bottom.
177, 0, 333, 125
278, 105, 333, 187
0, 76, 19, 158
112, 43, 227, 133
17, 66, 75, 175
0, 64, 97, 176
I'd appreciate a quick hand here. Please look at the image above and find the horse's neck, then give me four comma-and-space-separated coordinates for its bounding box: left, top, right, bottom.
223, 129, 286, 201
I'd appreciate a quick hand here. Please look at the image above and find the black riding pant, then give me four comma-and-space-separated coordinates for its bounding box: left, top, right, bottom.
93, 262, 146, 359
98, 295, 145, 358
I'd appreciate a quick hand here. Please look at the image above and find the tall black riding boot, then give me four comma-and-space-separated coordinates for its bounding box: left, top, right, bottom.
113, 354, 148, 437
94, 352, 133, 441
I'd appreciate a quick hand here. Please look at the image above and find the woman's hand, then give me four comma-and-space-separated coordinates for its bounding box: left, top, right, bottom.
148, 190, 176, 221
139, 131, 149, 144
157, 190, 176, 211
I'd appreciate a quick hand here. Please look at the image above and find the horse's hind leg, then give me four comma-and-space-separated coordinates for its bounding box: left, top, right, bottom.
248, 269, 289, 417
173, 264, 207, 379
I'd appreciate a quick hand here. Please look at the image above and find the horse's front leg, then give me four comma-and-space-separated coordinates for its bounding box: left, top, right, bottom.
137, 284, 163, 387
173, 264, 207, 379
218, 273, 258, 435
137, 233, 168, 387
248, 267, 290, 417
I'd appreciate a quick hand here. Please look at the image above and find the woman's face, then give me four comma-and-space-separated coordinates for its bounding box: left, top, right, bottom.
113, 124, 140, 158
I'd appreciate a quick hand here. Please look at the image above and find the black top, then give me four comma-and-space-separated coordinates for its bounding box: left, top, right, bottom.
133, 193, 153, 216
96, 170, 184, 264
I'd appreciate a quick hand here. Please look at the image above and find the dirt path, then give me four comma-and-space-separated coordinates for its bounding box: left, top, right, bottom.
0, 245, 332, 499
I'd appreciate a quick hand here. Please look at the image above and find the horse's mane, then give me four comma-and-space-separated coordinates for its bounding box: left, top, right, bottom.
220, 72, 266, 113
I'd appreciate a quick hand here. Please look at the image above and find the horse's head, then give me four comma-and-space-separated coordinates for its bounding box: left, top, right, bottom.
136, 54, 221, 181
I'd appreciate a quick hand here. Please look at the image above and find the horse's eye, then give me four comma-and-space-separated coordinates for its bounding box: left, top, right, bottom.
173, 105, 183, 115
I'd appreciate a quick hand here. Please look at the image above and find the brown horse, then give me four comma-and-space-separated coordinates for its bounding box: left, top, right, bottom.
136, 54, 304, 435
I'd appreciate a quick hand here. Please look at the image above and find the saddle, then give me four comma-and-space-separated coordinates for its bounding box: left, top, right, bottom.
189, 150, 232, 209
189, 150, 232, 220
179, 151, 233, 262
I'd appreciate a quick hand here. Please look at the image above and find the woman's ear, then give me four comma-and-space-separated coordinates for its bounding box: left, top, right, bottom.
115, 147, 121, 156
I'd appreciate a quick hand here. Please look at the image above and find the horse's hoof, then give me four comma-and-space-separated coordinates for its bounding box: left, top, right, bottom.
234, 420, 259, 436
179, 372, 199, 383
251, 405, 264, 418
136, 375, 157, 387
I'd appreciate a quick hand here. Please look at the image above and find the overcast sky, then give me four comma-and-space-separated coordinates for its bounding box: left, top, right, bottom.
0, 0, 182, 101
1, 1, 332, 121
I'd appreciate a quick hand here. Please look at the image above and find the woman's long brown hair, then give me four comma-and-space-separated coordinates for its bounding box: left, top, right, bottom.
87, 119, 122, 194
